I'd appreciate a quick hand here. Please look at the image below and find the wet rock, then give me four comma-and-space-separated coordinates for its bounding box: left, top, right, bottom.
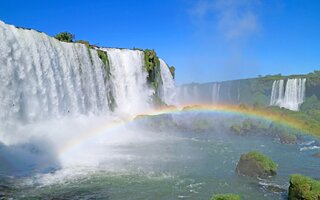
259, 182, 286, 194
277, 132, 297, 144
288, 174, 320, 200
236, 151, 278, 178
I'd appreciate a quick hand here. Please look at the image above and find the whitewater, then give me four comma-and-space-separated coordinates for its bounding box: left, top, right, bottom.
0, 20, 176, 176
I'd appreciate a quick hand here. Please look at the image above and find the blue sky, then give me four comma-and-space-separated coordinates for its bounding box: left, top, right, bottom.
1, 0, 320, 84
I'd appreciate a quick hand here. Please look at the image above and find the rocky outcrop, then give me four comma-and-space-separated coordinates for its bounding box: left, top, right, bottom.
288, 174, 320, 200
236, 151, 278, 178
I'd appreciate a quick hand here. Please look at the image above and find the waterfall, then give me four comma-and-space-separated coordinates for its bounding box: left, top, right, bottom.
211, 83, 220, 103
159, 59, 176, 105
0, 21, 174, 126
0, 20, 177, 174
0, 21, 110, 125
269, 78, 306, 111
102, 48, 154, 115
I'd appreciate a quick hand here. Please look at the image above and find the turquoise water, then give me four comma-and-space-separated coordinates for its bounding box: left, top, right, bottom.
1, 113, 319, 199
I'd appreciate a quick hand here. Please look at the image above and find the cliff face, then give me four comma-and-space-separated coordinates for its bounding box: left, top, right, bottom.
178, 72, 320, 110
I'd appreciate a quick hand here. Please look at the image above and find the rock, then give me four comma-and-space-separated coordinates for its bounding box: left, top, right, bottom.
277, 132, 297, 144
312, 152, 320, 158
236, 151, 278, 178
211, 194, 241, 200
230, 124, 242, 135
259, 182, 286, 193
265, 185, 286, 193
288, 174, 320, 200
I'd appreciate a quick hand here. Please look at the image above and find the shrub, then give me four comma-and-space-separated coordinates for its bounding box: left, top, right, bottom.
55, 32, 74, 42
288, 174, 320, 200
169, 66, 175, 79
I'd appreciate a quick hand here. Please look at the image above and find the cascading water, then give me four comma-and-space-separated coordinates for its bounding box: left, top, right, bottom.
269, 78, 306, 111
159, 58, 176, 105
0, 21, 175, 174
211, 83, 220, 103
101, 48, 154, 116
0, 21, 110, 126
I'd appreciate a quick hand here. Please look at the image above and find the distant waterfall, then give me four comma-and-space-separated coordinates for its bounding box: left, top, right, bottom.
177, 83, 221, 105
159, 59, 176, 105
0, 21, 174, 125
211, 83, 220, 103
270, 78, 306, 111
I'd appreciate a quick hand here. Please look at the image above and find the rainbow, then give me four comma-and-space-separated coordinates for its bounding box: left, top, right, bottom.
58, 104, 316, 157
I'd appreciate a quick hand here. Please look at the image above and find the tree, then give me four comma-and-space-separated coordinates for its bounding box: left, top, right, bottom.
55, 32, 74, 42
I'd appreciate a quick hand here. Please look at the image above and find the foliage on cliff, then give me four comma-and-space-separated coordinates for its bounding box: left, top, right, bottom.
55, 32, 74, 42
169, 66, 175, 79
144, 49, 161, 87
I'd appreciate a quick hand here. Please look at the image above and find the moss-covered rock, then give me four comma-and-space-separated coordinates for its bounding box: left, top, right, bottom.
236, 151, 278, 178
288, 174, 320, 200
230, 124, 242, 134
211, 194, 240, 200
277, 132, 297, 144
229, 119, 268, 135
269, 123, 298, 144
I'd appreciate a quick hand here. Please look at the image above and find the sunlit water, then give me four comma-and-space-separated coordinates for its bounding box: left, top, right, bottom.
0, 113, 319, 199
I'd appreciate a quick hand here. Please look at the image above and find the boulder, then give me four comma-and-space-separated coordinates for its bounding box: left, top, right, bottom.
236, 151, 278, 178
288, 174, 320, 200
277, 132, 297, 144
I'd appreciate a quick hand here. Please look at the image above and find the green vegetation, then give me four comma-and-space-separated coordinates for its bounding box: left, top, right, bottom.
288, 174, 320, 200
211, 194, 240, 200
76, 40, 91, 48
143, 49, 167, 107
144, 49, 161, 87
55, 32, 74, 42
266, 106, 320, 136
97, 50, 109, 66
236, 151, 277, 178
169, 66, 175, 79
204, 70, 320, 108
245, 151, 278, 172
230, 119, 268, 135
